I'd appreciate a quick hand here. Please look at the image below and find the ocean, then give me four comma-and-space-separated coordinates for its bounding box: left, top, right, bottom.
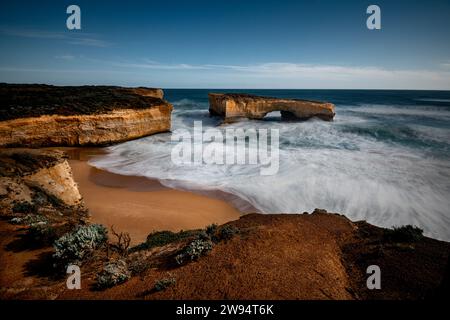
90, 89, 450, 241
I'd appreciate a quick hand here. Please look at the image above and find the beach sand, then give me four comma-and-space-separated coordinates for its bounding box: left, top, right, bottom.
64, 148, 242, 245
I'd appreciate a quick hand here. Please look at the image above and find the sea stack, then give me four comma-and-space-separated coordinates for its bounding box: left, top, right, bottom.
0, 84, 173, 147
209, 93, 335, 121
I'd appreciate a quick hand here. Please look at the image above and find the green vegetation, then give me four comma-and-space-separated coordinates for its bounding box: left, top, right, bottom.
384, 225, 424, 243
0, 84, 165, 121
129, 224, 240, 267
0, 152, 60, 177
96, 259, 131, 290
205, 223, 240, 243
11, 201, 37, 214
29, 185, 65, 208
27, 223, 57, 244
131, 229, 200, 252
175, 224, 240, 265
216, 224, 240, 242
205, 223, 218, 236
154, 278, 176, 292
175, 238, 214, 265
128, 256, 151, 276
53, 224, 108, 267
10, 213, 47, 225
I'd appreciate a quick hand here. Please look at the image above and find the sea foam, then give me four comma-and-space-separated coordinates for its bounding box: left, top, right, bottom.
90, 98, 450, 241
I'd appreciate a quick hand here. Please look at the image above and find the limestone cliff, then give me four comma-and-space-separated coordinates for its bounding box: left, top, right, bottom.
0, 149, 85, 216
0, 84, 172, 147
209, 93, 335, 121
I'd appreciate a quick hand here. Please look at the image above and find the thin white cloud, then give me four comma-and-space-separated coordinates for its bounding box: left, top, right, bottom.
111, 61, 211, 70
1, 59, 449, 89
55, 54, 76, 61
0, 27, 110, 47
105, 60, 450, 88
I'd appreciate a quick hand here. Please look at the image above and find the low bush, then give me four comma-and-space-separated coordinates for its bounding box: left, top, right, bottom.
27, 223, 57, 244
128, 256, 150, 276
217, 225, 239, 242
34, 188, 64, 208
10, 213, 48, 225
384, 225, 424, 243
175, 238, 213, 265
11, 201, 37, 214
205, 224, 218, 236
154, 278, 176, 292
53, 224, 108, 267
206, 224, 239, 243
131, 229, 200, 252
96, 259, 131, 290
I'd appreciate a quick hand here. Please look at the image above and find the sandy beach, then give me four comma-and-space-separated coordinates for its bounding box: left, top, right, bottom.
65, 148, 241, 244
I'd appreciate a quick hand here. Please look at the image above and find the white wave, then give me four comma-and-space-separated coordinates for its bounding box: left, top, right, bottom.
346, 105, 450, 118
416, 98, 450, 103
90, 114, 450, 241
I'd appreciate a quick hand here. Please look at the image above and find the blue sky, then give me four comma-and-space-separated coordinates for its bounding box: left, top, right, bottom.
0, 0, 449, 89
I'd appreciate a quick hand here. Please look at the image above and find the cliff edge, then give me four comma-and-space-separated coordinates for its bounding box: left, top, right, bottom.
0, 84, 172, 147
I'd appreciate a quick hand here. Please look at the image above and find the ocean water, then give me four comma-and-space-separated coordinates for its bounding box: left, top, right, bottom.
90, 89, 450, 241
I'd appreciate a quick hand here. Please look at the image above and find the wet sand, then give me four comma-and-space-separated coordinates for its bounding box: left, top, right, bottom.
65, 148, 242, 244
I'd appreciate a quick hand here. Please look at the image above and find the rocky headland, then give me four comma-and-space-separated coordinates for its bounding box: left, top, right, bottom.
209, 93, 335, 121
0, 84, 172, 147
0, 149, 448, 300
0, 87, 448, 300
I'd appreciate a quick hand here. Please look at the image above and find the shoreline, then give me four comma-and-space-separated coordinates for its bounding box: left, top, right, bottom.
62, 147, 243, 244
1, 147, 449, 300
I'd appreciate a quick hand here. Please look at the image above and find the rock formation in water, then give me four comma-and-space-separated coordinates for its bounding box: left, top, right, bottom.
209, 93, 335, 121
0, 84, 172, 147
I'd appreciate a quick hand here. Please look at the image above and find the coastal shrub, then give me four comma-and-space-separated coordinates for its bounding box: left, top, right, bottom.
10, 213, 48, 226
205, 224, 218, 236
30, 186, 64, 208
131, 229, 200, 252
27, 223, 57, 245
384, 225, 424, 243
128, 256, 151, 276
175, 238, 213, 265
154, 278, 176, 292
96, 259, 131, 290
205, 224, 239, 243
53, 224, 108, 267
12, 201, 37, 214
217, 225, 239, 242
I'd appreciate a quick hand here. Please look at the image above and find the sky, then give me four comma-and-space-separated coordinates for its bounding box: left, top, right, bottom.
0, 0, 449, 89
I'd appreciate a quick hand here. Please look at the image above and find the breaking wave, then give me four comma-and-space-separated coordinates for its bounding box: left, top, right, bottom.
90, 90, 450, 241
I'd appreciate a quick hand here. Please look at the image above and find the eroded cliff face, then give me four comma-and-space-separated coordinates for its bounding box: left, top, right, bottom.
209, 93, 335, 121
0, 149, 85, 216
129, 88, 164, 99
0, 84, 172, 147
0, 106, 172, 147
